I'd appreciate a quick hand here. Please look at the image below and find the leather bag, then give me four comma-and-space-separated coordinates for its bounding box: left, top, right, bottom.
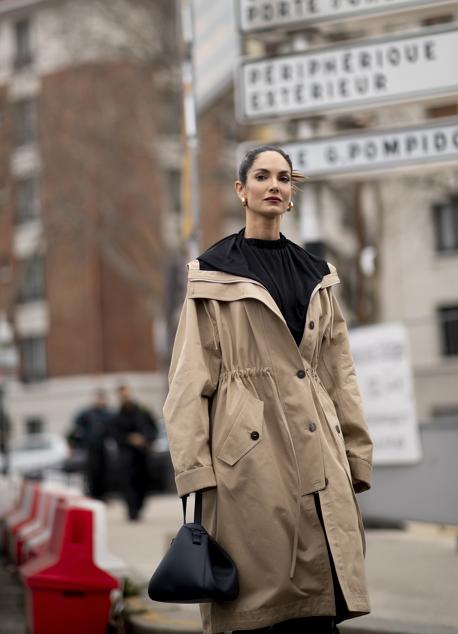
147, 490, 239, 603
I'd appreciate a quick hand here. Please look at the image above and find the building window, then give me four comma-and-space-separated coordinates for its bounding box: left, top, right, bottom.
17, 255, 45, 303
432, 197, 458, 253
432, 406, 458, 425
426, 104, 458, 119
422, 15, 454, 27
438, 305, 458, 357
0, 256, 12, 284
14, 99, 38, 147
14, 18, 33, 69
25, 417, 44, 434
16, 177, 40, 223
20, 337, 47, 382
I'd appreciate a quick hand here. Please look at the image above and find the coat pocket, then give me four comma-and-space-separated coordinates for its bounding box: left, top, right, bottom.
217, 393, 264, 467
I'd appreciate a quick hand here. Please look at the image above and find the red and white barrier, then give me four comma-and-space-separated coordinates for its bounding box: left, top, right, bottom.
1, 474, 129, 634
17, 483, 81, 565
21, 502, 120, 634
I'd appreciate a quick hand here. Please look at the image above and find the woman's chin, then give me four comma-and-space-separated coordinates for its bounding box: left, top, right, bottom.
249, 207, 285, 218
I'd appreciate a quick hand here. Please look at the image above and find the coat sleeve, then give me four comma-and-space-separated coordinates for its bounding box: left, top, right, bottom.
163, 294, 221, 497
318, 289, 373, 493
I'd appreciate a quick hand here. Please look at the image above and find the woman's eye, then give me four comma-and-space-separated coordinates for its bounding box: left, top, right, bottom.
255, 174, 266, 180
280, 176, 290, 182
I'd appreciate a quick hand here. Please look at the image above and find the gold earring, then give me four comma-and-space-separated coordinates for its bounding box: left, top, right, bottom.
241, 196, 247, 207
287, 200, 294, 211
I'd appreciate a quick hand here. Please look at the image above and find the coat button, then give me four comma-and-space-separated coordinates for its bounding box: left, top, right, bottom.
296, 369, 306, 379
250, 431, 260, 441
335, 425, 341, 434
309, 321, 315, 330
308, 422, 317, 432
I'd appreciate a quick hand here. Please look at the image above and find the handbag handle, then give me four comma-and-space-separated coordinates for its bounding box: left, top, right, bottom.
181, 490, 203, 525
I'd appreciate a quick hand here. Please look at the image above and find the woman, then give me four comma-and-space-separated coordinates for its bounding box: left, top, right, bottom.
163, 146, 373, 633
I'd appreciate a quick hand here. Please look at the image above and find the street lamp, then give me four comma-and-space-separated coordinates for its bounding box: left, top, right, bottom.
0, 313, 18, 476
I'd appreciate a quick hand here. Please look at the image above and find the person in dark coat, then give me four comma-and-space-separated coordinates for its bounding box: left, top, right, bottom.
68, 389, 112, 500
112, 384, 159, 520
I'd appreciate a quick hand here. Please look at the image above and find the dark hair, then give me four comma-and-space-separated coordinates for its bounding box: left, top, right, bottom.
238, 145, 293, 185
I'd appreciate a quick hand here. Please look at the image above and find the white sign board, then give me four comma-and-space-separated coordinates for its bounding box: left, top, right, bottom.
349, 323, 422, 466
238, 25, 458, 121
274, 118, 458, 178
238, 0, 457, 33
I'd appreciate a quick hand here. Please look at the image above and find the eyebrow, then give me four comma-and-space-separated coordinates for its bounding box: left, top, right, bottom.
253, 168, 291, 175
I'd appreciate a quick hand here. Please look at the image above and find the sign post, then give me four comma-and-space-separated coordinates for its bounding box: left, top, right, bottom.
0, 315, 17, 476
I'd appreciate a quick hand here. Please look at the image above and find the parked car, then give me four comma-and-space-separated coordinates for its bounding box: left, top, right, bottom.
0, 433, 69, 478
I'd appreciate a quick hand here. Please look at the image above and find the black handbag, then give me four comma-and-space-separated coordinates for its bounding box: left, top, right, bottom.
147, 490, 239, 603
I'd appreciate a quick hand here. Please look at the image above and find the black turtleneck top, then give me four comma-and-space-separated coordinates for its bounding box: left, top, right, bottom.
198, 227, 329, 347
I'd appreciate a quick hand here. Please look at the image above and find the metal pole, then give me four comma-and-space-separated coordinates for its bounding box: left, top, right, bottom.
178, 0, 201, 260
0, 383, 9, 476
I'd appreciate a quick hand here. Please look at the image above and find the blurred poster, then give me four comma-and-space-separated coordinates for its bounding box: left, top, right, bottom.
349, 322, 422, 465
193, 0, 238, 110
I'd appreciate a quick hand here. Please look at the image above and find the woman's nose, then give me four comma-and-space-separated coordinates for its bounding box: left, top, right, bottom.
269, 182, 279, 191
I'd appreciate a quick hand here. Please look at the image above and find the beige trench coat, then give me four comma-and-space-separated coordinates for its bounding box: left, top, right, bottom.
163, 258, 373, 634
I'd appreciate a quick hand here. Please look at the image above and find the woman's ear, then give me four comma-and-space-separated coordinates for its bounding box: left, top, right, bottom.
234, 180, 244, 202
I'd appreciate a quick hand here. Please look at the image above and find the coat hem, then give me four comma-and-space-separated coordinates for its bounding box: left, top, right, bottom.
203, 593, 370, 634
203, 594, 371, 633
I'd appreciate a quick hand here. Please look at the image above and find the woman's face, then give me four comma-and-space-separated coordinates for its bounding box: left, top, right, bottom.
235, 151, 292, 218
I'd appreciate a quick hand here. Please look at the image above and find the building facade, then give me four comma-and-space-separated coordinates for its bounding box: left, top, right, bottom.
0, 0, 181, 436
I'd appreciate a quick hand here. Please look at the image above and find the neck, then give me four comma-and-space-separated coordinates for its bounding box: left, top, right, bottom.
244, 213, 281, 240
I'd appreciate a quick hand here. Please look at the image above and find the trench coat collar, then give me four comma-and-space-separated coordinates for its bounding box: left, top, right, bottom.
186, 259, 340, 328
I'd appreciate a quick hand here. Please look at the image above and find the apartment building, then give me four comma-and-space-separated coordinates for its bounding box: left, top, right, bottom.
0, 0, 181, 434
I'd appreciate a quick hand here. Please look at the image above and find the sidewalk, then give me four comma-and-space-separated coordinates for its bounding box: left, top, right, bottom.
106, 495, 458, 634
0, 559, 26, 634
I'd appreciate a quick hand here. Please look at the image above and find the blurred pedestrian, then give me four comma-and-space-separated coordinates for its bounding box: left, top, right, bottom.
68, 388, 112, 500
163, 146, 373, 633
112, 384, 158, 521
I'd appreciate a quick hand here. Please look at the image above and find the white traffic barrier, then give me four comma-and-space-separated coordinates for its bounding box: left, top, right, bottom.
70, 498, 129, 579
5, 480, 35, 530
22, 485, 82, 562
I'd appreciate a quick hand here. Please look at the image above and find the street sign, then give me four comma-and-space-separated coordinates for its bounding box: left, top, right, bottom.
249, 118, 458, 179
349, 322, 422, 466
237, 24, 458, 121
238, 0, 458, 33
